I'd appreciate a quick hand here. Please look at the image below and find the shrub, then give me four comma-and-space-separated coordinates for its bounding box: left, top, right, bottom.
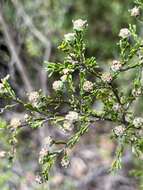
0, 0, 143, 184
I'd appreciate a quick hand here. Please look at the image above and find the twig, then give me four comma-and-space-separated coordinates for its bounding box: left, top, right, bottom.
11, 0, 52, 94
0, 5, 33, 92
11, 0, 51, 48
109, 82, 127, 125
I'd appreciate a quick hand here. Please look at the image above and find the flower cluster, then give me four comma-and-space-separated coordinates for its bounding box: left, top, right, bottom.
63, 68, 70, 75
38, 136, 53, 164
63, 120, 73, 131
111, 60, 122, 72
72, 19, 88, 31
63, 111, 79, 131
130, 6, 140, 17
24, 113, 29, 121
61, 157, 70, 168
133, 117, 143, 128
28, 91, 40, 106
112, 103, 121, 111
0, 151, 6, 158
52, 80, 63, 91
64, 19, 87, 44
83, 80, 93, 92
35, 175, 43, 184
39, 147, 49, 164
101, 72, 112, 83
64, 33, 75, 42
67, 55, 78, 64
43, 136, 53, 148
114, 125, 125, 136
10, 118, 21, 129
132, 88, 142, 97
60, 75, 67, 82
119, 28, 131, 39
65, 111, 79, 122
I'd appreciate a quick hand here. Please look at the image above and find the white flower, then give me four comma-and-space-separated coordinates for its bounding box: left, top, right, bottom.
132, 88, 142, 97
43, 136, 53, 147
63, 68, 70, 74
0, 151, 6, 158
64, 33, 75, 42
63, 120, 73, 131
101, 73, 112, 83
28, 91, 39, 106
111, 60, 122, 72
112, 103, 121, 111
1, 74, 10, 83
39, 147, 48, 157
0, 75, 10, 92
52, 80, 63, 91
67, 56, 78, 64
114, 125, 125, 136
0, 83, 4, 91
65, 111, 79, 123
61, 157, 70, 168
83, 81, 93, 92
73, 19, 88, 31
39, 147, 49, 163
130, 6, 140, 17
35, 175, 43, 184
133, 117, 143, 128
10, 117, 21, 128
60, 75, 67, 81
119, 28, 131, 39
24, 114, 29, 121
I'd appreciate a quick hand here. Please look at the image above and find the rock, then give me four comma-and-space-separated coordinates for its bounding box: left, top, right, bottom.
69, 157, 88, 179
80, 149, 97, 160
51, 173, 64, 186
105, 175, 137, 190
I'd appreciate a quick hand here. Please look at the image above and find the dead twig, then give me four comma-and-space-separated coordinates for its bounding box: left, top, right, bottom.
0, 5, 33, 92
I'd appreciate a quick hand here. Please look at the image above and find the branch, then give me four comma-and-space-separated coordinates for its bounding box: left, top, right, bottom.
11, 0, 51, 49
11, 0, 52, 94
0, 6, 33, 92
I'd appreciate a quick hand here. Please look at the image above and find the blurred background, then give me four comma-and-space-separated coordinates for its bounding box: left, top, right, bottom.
0, 0, 142, 189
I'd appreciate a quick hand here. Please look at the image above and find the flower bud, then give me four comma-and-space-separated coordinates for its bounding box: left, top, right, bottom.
10, 118, 21, 129
63, 120, 73, 131
132, 88, 142, 97
64, 33, 75, 42
133, 117, 143, 128
112, 103, 121, 111
60, 75, 67, 81
24, 114, 29, 121
0, 151, 6, 158
52, 80, 63, 91
61, 157, 70, 168
63, 68, 70, 75
101, 73, 112, 83
35, 175, 43, 184
83, 80, 94, 92
114, 125, 125, 136
130, 6, 140, 17
73, 19, 88, 31
111, 60, 122, 72
119, 28, 131, 39
43, 136, 53, 147
65, 111, 79, 123
28, 91, 39, 107
39, 147, 49, 163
